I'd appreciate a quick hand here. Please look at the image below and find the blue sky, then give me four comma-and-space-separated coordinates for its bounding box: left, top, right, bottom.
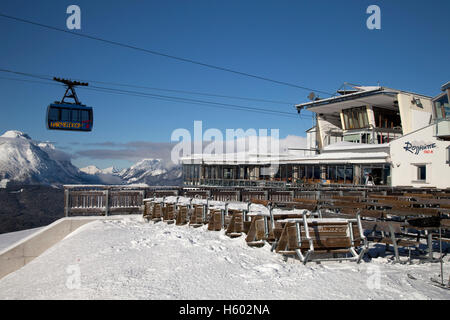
0, 0, 449, 169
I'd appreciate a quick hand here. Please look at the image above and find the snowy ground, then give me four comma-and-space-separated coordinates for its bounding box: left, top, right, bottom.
0, 215, 449, 300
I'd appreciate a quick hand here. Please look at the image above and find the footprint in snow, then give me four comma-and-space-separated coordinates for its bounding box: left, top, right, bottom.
224, 256, 233, 263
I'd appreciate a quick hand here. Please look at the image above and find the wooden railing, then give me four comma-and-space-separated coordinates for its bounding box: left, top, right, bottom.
64, 185, 147, 216
64, 185, 450, 216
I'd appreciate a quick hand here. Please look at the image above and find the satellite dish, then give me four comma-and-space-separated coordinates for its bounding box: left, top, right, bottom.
307, 92, 316, 101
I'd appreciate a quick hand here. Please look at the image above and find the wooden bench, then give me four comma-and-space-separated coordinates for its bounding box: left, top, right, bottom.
287, 198, 318, 211
412, 198, 450, 208
207, 208, 232, 231
363, 219, 422, 262
207, 209, 222, 231
143, 201, 164, 222
442, 219, 450, 228
189, 204, 207, 227
225, 210, 245, 238
366, 198, 412, 208
331, 195, 363, 202
274, 213, 367, 264
403, 193, 435, 199
245, 210, 308, 248
245, 215, 279, 247
360, 202, 447, 262
151, 202, 164, 222
176, 205, 190, 226
250, 199, 270, 206
369, 194, 401, 200
162, 203, 176, 224
318, 199, 368, 218
143, 200, 154, 221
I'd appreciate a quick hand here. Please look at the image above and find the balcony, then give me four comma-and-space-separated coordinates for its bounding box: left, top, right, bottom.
343, 127, 402, 144
435, 118, 450, 140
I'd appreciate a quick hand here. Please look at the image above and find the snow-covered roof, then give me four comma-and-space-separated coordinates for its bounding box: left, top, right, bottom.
181, 140, 390, 165
322, 141, 389, 152
441, 81, 450, 91
181, 149, 389, 165
296, 85, 431, 112
296, 86, 384, 109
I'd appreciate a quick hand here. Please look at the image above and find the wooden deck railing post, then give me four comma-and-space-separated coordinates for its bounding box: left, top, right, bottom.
64, 188, 70, 217
140, 190, 145, 214
104, 188, 110, 216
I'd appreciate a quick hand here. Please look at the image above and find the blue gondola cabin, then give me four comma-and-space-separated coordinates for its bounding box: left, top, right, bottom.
47, 103, 93, 132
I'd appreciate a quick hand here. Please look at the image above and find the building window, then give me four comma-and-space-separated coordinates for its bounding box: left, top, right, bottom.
372, 106, 401, 128
417, 165, 426, 181
433, 93, 449, 119
342, 107, 369, 130
223, 168, 233, 179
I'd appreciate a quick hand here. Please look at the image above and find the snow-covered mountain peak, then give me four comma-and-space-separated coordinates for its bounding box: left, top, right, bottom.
37, 142, 56, 150
80, 165, 121, 176
0, 130, 182, 186
80, 165, 103, 175
0, 130, 87, 185
102, 166, 120, 174
130, 159, 163, 169
1, 130, 32, 140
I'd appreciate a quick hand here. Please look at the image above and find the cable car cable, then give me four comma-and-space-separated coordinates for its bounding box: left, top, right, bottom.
0, 15, 408, 116
0, 68, 314, 118
0, 12, 334, 97
84, 86, 302, 119
0, 67, 302, 107
0, 75, 314, 119
87, 84, 301, 117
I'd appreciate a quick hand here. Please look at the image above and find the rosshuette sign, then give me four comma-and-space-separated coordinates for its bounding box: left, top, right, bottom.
403, 142, 436, 155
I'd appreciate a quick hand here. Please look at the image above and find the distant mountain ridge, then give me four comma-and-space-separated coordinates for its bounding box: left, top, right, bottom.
0, 130, 91, 186
80, 165, 120, 175
82, 159, 182, 186
118, 159, 182, 186
0, 130, 182, 187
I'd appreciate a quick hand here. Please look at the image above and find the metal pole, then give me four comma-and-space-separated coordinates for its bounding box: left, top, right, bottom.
440, 226, 444, 286
426, 230, 433, 260
263, 216, 269, 239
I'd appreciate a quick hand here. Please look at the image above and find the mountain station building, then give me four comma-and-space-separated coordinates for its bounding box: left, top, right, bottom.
181, 83, 450, 189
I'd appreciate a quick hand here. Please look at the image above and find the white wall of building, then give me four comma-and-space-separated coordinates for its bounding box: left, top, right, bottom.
397, 92, 433, 134
305, 127, 317, 156
390, 124, 450, 189
316, 115, 342, 148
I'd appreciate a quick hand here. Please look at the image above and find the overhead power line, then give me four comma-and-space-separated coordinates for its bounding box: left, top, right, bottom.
0, 67, 300, 106
86, 84, 301, 118
0, 14, 395, 118
77, 79, 298, 105
0, 12, 334, 96
0, 71, 315, 119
